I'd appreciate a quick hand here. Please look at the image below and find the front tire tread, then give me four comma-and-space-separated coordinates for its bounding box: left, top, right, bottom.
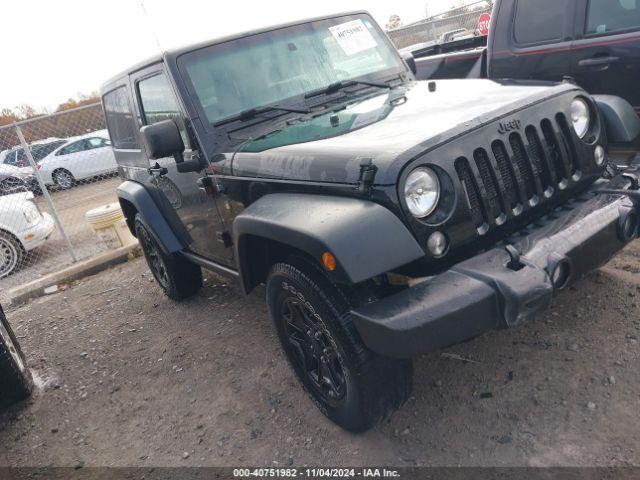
267, 257, 412, 432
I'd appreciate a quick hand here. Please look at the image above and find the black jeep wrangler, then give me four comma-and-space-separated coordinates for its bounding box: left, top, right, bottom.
101, 12, 640, 431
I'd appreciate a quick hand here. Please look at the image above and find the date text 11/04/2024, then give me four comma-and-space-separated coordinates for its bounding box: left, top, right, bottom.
233, 468, 401, 477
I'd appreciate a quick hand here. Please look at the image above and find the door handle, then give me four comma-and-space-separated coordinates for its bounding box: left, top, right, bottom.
578, 56, 620, 67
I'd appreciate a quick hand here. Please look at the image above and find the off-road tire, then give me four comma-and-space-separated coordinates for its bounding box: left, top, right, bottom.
266, 258, 413, 432
0, 305, 32, 409
134, 214, 202, 301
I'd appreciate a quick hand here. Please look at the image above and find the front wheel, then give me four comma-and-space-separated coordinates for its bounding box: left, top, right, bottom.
134, 214, 202, 301
0, 305, 32, 409
266, 259, 413, 432
0, 232, 24, 279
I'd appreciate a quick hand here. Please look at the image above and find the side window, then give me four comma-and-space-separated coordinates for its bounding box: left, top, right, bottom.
586, 0, 640, 35
57, 141, 85, 156
16, 149, 27, 166
514, 0, 571, 44
137, 73, 189, 146
3, 151, 17, 166
103, 86, 140, 150
32, 140, 66, 161
86, 137, 106, 149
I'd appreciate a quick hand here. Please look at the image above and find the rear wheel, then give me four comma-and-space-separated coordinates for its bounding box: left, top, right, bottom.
134, 214, 202, 300
0, 232, 23, 278
266, 258, 413, 432
0, 305, 32, 409
52, 169, 75, 190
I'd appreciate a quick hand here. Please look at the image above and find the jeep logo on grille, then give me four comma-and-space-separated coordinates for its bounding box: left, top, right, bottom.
497, 119, 521, 135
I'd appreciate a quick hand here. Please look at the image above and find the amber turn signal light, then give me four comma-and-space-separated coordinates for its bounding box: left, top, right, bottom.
321, 252, 336, 271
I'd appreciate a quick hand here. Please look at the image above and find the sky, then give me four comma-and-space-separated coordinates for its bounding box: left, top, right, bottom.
0, 0, 465, 111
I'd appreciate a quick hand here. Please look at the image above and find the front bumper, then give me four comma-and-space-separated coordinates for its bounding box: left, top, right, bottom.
351, 173, 640, 359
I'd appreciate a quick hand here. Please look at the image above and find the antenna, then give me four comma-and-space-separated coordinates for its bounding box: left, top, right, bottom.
139, 0, 163, 53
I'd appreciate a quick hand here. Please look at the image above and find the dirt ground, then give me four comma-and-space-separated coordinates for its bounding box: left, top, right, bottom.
0, 242, 639, 467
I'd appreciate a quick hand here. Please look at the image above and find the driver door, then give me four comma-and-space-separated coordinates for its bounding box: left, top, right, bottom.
130, 66, 233, 265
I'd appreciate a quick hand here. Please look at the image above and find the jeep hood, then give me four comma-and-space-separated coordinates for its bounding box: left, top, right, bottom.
231, 79, 579, 185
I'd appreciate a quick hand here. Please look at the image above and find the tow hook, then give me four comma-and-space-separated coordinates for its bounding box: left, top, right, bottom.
595, 185, 640, 241
357, 158, 378, 196
505, 244, 523, 271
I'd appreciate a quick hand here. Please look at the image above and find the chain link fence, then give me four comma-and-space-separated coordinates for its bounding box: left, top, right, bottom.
387, 1, 493, 51
0, 103, 134, 304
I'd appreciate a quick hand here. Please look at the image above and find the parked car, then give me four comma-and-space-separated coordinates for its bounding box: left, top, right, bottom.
0, 302, 32, 410
0, 191, 54, 278
414, 0, 640, 162
38, 130, 116, 189
103, 11, 640, 432
0, 138, 66, 168
0, 141, 61, 194
0, 166, 31, 196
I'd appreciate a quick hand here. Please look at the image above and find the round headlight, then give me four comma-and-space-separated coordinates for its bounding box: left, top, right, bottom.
404, 167, 440, 218
571, 98, 591, 138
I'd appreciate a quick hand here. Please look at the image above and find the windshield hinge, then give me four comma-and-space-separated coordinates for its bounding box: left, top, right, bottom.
356, 158, 378, 196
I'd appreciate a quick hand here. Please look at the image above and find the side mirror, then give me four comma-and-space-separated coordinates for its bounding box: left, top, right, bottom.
140, 119, 185, 163
401, 52, 417, 75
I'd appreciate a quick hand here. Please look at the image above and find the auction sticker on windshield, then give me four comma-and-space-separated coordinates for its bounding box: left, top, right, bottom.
329, 19, 377, 56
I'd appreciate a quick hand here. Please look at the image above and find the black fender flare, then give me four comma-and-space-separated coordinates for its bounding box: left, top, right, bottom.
116, 180, 190, 254
593, 95, 640, 143
233, 193, 425, 293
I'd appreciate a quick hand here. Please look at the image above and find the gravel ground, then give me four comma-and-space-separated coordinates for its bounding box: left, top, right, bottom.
0, 242, 639, 467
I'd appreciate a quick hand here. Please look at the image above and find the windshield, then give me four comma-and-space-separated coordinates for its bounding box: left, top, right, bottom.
179, 14, 405, 126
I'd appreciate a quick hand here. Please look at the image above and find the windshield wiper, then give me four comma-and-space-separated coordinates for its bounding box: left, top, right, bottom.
304, 79, 392, 99
214, 104, 310, 127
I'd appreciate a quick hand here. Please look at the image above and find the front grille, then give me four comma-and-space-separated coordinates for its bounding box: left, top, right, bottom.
455, 157, 485, 229
456, 116, 588, 233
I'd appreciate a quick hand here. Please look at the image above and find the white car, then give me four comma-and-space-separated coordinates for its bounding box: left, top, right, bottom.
38, 130, 117, 189
0, 139, 66, 194
0, 191, 55, 278
0, 164, 32, 194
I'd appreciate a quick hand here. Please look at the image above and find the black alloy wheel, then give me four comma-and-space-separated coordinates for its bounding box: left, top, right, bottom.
281, 296, 347, 406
